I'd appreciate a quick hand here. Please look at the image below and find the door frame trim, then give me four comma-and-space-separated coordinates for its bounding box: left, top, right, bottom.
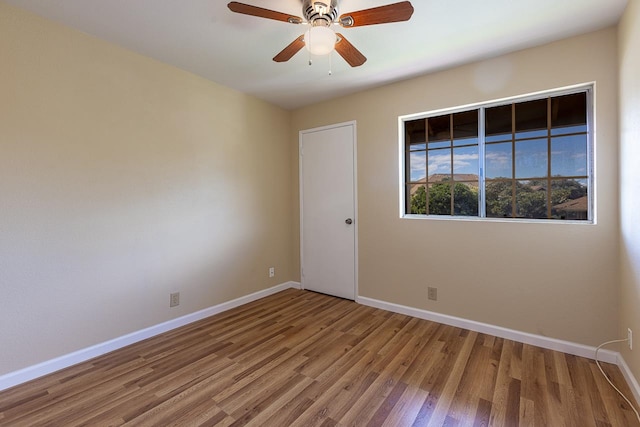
299, 120, 358, 300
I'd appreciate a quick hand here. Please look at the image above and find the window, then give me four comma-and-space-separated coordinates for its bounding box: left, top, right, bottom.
402, 87, 592, 222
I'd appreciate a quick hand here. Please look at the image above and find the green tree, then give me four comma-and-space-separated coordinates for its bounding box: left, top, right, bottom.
486, 179, 586, 219
428, 182, 452, 215
413, 179, 585, 218
410, 182, 478, 215
452, 183, 478, 216
410, 186, 426, 214
516, 190, 547, 218
550, 179, 586, 206
485, 180, 513, 218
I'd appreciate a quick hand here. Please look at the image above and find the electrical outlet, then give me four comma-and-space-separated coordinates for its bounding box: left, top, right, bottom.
629, 328, 633, 350
269, 267, 275, 278
170, 292, 180, 308
428, 287, 437, 301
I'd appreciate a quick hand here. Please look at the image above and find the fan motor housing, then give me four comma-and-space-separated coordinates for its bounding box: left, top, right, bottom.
303, 0, 338, 27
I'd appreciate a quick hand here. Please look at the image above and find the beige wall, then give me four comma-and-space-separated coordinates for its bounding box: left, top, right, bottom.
292, 28, 620, 346
619, 0, 640, 383
0, 3, 293, 375
1, 0, 630, 381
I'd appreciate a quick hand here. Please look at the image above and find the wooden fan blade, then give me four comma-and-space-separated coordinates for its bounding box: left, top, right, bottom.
335, 34, 366, 67
228, 2, 303, 24
339, 1, 414, 27
273, 36, 305, 62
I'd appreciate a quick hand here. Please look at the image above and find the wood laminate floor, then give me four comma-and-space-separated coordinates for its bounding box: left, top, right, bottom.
0, 289, 637, 426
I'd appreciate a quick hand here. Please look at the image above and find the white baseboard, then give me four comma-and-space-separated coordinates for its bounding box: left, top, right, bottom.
357, 296, 619, 364
0, 281, 301, 392
618, 354, 640, 406
3, 282, 635, 403
356, 296, 640, 405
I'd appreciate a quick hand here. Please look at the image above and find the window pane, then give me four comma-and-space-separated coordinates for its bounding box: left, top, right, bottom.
516, 129, 547, 139
428, 115, 450, 142
428, 141, 450, 149
515, 180, 547, 219
407, 184, 426, 214
453, 137, 478, 147
405, 119, 425, 143
428, 182, 451, 215
453, 182, 479, 216
486, 104, 511, 142
515, 139, 547, 179
550, 179, 588, 220
409, 151, 426, 182
401, 88, 591, 221
485, 180, 513, 218
485, 143, 512, 179
515, 98, 547, 139
551, 92, 586, 134
428, 148, 451, 179
486, 134, 512, 143
551, 135, 587, 177
453, 146, 479, 177
551, 125, 587, 136
453, 110, 478, 139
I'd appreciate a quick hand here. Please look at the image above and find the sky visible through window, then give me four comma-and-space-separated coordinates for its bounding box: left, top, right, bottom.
410, 129, 587, 181
403, 89, 591, 220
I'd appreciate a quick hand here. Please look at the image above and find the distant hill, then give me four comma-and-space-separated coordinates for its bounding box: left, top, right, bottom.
411, 174, 479, 184
409, 174, 479, 195
428, 174, 478, 184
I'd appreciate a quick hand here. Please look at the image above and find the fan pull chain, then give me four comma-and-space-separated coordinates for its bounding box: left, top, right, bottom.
332, 0, 339, 76
308, 28, 312, 65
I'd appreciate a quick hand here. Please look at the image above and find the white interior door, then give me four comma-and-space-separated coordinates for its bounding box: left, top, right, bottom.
300, 122, 356, 300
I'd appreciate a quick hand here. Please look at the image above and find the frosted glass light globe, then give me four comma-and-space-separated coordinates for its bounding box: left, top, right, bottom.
304, 26, 337, 56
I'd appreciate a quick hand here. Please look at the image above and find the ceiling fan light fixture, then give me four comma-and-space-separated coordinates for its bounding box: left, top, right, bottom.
304, 26, 337, 56
228, 1, 415, 67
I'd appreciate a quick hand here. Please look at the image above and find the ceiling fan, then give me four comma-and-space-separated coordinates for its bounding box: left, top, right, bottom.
227, 1, 414, 67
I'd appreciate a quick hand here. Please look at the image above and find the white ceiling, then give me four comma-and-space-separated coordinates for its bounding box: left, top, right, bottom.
4, 0, 628, 110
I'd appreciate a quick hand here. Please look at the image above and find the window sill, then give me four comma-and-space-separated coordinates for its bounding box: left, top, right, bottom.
400, 214, 594, 225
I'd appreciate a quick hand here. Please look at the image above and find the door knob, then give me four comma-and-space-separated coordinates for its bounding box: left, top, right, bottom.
345, 218, 353, 225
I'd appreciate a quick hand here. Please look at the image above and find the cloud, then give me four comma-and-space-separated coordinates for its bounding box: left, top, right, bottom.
427, 152, 479, 175
428, 152, 450, 174
486, 151, 510, 163
410, 152, 426, 181
452, 153, 479, 173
